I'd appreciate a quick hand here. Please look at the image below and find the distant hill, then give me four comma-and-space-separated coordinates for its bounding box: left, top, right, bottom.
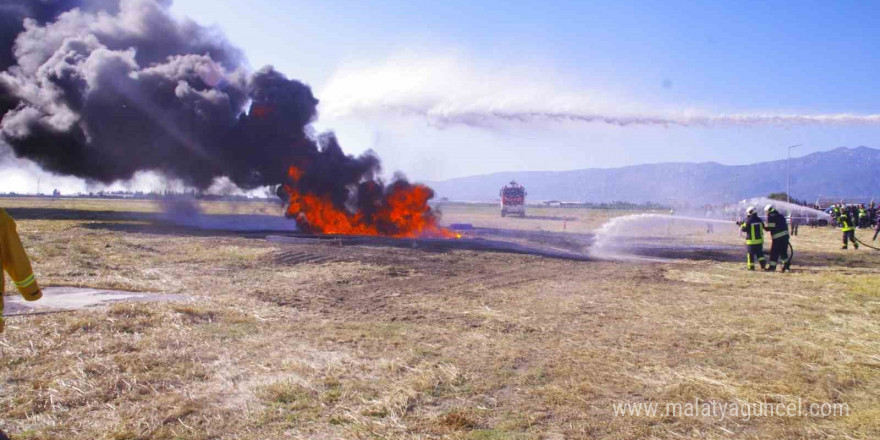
427, 146, 880, 204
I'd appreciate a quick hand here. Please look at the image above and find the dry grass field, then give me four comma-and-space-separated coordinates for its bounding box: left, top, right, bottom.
437, 203, 629, 233
0, 197, 877, 439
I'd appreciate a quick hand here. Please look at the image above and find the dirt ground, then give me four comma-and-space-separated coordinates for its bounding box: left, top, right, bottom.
0, 198, 877, 439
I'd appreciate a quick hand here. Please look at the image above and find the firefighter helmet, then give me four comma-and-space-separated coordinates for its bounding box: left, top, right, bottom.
764, 204, 775, 213
746, 206, 756, 215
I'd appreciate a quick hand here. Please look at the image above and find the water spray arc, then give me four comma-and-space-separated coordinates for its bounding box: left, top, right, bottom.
589, 199, 832, 264
590, 213, 739, 261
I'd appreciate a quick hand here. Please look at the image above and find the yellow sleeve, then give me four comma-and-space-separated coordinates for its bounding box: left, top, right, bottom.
1, 209, 42, 301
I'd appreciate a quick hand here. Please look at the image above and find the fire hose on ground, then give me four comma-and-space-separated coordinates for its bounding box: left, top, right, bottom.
785, 232, 880, 271
853, 235, 880, 251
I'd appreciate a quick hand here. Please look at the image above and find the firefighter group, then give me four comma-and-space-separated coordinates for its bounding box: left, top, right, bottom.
736, 201, 879, 272
828, 202, 879, 248
738, 204, 791, 271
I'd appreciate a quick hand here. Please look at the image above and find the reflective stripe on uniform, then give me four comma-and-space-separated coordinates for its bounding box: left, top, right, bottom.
766, 223, 776, 228
772, 230, 790, 239
14, 273, 36, 288
744, 223, 763, 245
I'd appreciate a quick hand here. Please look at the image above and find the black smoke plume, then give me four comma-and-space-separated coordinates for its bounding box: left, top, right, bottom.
0, 0, 384, 201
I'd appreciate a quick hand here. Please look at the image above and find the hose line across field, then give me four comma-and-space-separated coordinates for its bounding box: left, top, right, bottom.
854, 236, 880, 251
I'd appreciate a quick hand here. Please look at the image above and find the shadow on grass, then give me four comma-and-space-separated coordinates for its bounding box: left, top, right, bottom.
6, 207, 159, 222
793, 248, 880, 269
13, 207, 867, 267
6, 207, 285, 239
80, 221, 282, 239
603, 241, 872, 268
7, 207, 296, 238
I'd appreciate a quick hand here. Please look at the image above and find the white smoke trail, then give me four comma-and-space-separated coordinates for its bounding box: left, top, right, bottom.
320, 56, 880, 129
398, 111, 880, 128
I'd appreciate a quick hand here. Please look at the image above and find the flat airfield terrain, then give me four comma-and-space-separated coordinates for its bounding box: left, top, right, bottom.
0, 198, 878, 439
438, 203, 621, 233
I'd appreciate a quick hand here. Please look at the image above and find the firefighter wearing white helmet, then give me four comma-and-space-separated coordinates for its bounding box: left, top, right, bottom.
737, 206, 766, 270
763, 204, 790, 272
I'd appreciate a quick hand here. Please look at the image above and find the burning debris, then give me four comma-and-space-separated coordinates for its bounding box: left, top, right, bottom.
0, 0, 449, 238
282, 161, 452, 238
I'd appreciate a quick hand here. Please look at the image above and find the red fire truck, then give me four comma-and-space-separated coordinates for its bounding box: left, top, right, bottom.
500, 180, 527, 217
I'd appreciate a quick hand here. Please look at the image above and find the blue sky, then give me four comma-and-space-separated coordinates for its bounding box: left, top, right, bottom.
57, 1, 880, 185
171, 0, 880, 110
173, 1, 880, 180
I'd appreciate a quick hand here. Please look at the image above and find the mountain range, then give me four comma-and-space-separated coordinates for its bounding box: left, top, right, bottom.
427, 146, 880, 204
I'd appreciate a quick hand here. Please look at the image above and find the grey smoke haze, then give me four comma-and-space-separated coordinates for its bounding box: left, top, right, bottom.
0, 0, 382, 201
1, 1, 113, 71
162, 198, 297, 232
0, 0, 259, 188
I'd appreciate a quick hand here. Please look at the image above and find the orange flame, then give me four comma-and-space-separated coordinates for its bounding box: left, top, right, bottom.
288, 166, 303, 181
283, 166, 454, 238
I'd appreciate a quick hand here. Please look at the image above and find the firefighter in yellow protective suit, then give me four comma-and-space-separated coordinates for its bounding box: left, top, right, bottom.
737, 206, 766, 270
1, 208, 42, 332
838, 211, 858, 250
